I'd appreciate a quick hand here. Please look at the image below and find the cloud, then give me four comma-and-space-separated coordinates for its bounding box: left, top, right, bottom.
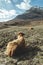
5, 0, 18, 4
0, 9, 17, 19
24, 0, 31, 3
16, 0, 31, 10
5, 0, 11, 3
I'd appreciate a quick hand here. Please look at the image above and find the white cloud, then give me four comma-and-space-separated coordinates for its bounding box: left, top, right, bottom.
0, 9, 17, 19
9, 10, 16, 15
16, 2, 26, 10
16, 0, 31, 10
5, 0, 11, 3
24, 0, 31, 3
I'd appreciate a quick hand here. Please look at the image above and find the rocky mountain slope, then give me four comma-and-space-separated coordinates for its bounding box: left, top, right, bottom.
0, 7, 43, 29
15, 7, 43, 20
5, 7, 43, 26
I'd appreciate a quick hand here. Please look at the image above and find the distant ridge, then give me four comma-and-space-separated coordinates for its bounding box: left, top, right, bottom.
5, 7, 43, 25
15, 7, 43, 20
0, 6, 43, 28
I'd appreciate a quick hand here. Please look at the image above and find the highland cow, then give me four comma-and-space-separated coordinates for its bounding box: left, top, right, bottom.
4, 32, 25, 56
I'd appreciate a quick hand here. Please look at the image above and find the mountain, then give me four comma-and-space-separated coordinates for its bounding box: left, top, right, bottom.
0, 7, 43, 28
15, 7, 43, 20
6, 7, 43, 26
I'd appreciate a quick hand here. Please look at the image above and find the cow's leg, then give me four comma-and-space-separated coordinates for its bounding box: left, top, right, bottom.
11, 45, 17, 56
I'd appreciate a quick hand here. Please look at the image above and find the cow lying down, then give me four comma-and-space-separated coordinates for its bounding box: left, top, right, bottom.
4, 32, 25, 56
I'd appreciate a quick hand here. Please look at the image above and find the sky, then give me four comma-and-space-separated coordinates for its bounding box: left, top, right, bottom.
0, 0, 43, 22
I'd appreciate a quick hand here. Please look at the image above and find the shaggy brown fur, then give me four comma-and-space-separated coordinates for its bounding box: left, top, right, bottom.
4, 32, 25, 56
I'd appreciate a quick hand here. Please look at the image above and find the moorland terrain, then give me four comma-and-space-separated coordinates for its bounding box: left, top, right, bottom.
0, 7, 43, 65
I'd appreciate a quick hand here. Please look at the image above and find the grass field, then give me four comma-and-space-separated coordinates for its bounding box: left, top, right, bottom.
0, 25, 43, 65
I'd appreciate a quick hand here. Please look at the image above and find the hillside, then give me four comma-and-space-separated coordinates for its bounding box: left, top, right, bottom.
3, 7, 43, 26
16, 7, 43, 19
0, 7, 43, 28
